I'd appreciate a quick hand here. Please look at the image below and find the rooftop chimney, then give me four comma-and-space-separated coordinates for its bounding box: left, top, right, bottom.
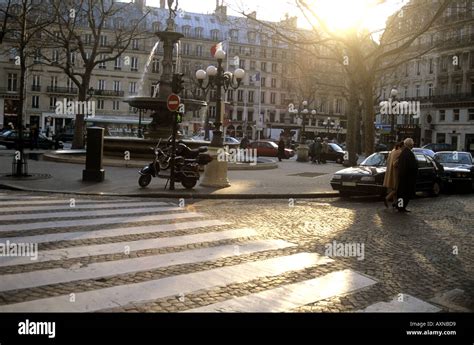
160, 0, 165, 8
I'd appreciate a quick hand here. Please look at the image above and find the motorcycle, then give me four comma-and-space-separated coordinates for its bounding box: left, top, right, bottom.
138, 139, 212, 189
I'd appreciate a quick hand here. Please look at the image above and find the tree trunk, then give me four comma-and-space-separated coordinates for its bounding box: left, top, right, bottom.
346, 87, 358, 166
16, 45, 26, 176
363, 80, 375, 156
71, 81, 89, 149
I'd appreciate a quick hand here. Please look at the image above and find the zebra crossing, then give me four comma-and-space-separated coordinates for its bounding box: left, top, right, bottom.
0, 193, 443, 313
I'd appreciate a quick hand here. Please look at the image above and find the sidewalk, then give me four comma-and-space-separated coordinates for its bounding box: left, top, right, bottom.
0, 150, 341, 198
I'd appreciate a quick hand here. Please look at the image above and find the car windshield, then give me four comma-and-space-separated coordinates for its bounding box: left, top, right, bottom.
329, 143, 343, 152
360, 152, 387, 167
435, 153, 472, 165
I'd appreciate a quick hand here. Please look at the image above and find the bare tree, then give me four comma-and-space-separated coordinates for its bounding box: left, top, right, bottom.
41, 0, 151, 148
0, 0, 12, 45
1, 0, 53, 176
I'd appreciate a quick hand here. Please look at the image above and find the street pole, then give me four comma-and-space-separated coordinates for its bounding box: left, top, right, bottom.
170, 111, 177, 190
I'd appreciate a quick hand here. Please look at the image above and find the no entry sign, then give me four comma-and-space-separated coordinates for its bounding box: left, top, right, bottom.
167, 94, 180, 112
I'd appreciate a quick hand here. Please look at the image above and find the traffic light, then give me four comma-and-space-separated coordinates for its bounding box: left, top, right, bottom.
176, 113, 182, 124
172, 73, 185, 94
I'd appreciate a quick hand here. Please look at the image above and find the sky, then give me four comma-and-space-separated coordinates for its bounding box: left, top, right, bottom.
146, 0, 408, 33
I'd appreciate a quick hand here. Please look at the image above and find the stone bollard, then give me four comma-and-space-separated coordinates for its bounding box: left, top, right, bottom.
82, 127, 105, 182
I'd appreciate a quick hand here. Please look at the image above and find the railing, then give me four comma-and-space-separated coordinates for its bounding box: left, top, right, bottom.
46, 86, 78, 94
93, 89, 124, 97
0, 87, 19, 97
31, 85, 41, 92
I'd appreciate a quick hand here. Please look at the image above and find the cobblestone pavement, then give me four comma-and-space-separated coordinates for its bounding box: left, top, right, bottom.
0, 190, 472, 313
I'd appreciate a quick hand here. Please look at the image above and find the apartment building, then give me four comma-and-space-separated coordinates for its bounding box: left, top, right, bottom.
0, 0, 348, 141
376, 0, 474, 153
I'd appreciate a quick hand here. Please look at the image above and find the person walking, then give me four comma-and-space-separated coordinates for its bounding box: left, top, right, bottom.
383, 141, 404, 208
277, 137, 285, 162
396, 138, 418, 213
240, 136, 249, 149
313, 137, 322, 164
321, 138, 329, 164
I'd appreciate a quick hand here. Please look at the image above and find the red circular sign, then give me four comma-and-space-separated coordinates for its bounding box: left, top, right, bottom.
167, 94, 180, 112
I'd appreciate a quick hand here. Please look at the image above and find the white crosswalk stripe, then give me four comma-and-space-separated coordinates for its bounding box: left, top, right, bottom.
0, 194, 438, 313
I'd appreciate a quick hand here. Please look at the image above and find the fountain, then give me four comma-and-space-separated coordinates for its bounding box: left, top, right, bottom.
124, 6, 206, 140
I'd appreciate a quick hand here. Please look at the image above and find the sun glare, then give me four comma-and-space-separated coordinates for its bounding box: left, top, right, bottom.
310, 0, 383, 32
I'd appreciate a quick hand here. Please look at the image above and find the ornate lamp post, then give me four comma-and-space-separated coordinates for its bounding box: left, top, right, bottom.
195, 49, 245, 187
323, 117, 335, 137
288, 100, 316, 162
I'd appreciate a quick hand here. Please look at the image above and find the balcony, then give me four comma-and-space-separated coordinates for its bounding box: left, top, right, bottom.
93, 89, 124, 97
31, 85, 41, 92
0, 87, 19, 98
47, 86, 78, 94
431, 93, 474, 104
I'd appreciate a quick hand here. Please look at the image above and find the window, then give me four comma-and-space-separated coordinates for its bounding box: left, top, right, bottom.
113, 100, 120, 110
227, 90, 234, 101
66, 78, 74, 90
271, 63, 277, 73
429, 58, 433, 73
416, 60, 421, 75
84, 34, 92, 45
453, 109, 460, 121
248, 90, 254, 103
97, 80, 106, 90
97, 100, 104, 110
335, 99, 343, 113
272, 50, 277, 58
32, 95, 39, 109
454, 81, 462, 94
238, 90, 244, 102
52, 50, 59, 63
129, 82, 137, 94
211, 29, 218, 41
441, 56, 448, 71
195, 27, 203, 38
270, 92, 276, 104
182, 43, 190, 55
261, 91, 265, 104
183, 26, 191, 36
132, 39, 139, 50
50, 76, 58, 88
196, 45, 203, 57
131, 57, 138, 71
439, 110, 445, 121
34, 49, 41, 63
99, 55, 106, 69
49, 97, 57, 109
428, 83, 434, 97
415, 85, 421, 97
239, 59, 245, 69
115, 57, 122, 70
32, 75, 40, 91
261, 77, 266, 87
260, 48, 267, 58
152, 58, 159, 73
271, 78, 276, 88
113, 81, 121, 92
250, 61, 256, 70
469, 108, 474, 121
100, 35, 107, 47
280, 93, 286, 105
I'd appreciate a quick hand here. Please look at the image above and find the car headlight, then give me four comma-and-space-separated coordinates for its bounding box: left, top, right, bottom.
360, 176, 375, 182
332, 174, 342, 180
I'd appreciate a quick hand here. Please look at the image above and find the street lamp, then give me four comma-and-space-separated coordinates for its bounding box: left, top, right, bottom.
288, 101, 316, 162
195, 49, 245, 187
323, 117, 336, 137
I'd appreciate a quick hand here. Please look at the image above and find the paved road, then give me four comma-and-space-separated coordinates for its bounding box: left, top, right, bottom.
0, 190, 472, 312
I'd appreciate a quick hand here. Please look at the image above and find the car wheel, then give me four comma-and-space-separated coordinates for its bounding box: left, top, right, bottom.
336, 156, 343, 164
430, 181, 441, 197
339, 191, 351, 198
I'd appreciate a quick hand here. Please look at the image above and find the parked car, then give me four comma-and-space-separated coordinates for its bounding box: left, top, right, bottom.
0, 130, 63, 150
422, 143, 453, 152
248, 140, 295, 159
413, 147, 435, 158
434, 151, 474, 191
330, 151, 444, 197
325, 143, 348, 164
53, 131, 74, 142
224, 136, 240, 145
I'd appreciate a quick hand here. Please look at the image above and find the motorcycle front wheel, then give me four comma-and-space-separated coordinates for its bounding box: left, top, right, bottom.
181, 177, 197, 189
138, 174, 152, 188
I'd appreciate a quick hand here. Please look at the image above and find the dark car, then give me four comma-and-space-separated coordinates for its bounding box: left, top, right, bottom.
330, 151, 443, 197
0, 130, 63, 150
422, 143, 453, 152
308, 142, 348, 164
434, 151, 474, 191
248, 140, 295, 159
54, 131, 74, 142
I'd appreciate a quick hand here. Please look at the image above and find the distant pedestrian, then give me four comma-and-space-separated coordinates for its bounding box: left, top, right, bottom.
396, 138, 418, 213
311, 138, 322, 164
383, 141, 404, 208
240, 136, 249, 149
277, 137, 285, 162
30, 125, 39, 150
321, 139, 329, 164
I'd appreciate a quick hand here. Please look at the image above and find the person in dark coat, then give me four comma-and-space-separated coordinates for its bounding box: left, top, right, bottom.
240, 136, 249, 149
396, 138, 418, 213
277, 137, 285, 162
